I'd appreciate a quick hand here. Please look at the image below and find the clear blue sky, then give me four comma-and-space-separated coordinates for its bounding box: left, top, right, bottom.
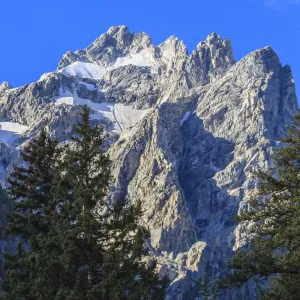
1, 0, 300, 95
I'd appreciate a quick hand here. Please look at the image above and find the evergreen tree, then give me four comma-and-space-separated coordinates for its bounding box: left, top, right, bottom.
1, 129, 61, 299
54, 105, 167, 299
0, 186, 9, 282
2, 106, 167, 299
224, 114, 300, 299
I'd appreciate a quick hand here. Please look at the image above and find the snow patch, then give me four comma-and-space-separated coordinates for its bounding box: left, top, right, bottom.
38, 72, 52, 81
59, 53, 152, 80
114, 53, 151, 68
54, 90, 149, 133
60, 62, 107, 80
113, 103, 149, 132
180, 111, 191, 126
0, 122, 29, 146
55, 96, 74, 106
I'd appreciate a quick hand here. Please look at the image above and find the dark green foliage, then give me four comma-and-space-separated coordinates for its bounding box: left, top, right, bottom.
1, 129, 61, 300
1, 106, 167, 299
258, 275, 300, 300
0, 186, 10, 281
224, 114, 300, 298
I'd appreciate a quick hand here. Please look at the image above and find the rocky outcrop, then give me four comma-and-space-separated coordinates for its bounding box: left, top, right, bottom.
106, 44, 298, 299
0, 82, 12, 94
0, 26, 298, 299
57, 26, 154, 69
57, 26, 235, 102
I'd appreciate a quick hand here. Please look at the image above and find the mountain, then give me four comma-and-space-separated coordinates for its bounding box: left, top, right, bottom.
0, 25, 298, 299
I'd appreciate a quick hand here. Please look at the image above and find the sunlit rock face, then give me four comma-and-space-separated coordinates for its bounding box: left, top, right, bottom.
0, 26, 298, 299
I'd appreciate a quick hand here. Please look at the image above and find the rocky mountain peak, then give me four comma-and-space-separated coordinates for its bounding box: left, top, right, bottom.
106, 24, 129, 36
103, 25, 152, 49
0, 81, 12, 94
158, 35, 187, 56
244, 46, 281, 72
205, 32, 222, 44
181, 33, 235, 87
94, 25, 134, 48
57, 26, 234, 84
58, 26, 154, 70
156, 36, 188, 74
0, 26, 298, 299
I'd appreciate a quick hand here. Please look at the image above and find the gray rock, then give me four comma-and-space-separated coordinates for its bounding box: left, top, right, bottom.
0, 26, 298, 299
0, 82, 12, 94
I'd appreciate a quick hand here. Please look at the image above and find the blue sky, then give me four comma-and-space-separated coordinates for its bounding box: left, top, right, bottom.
1, 0, 300, 95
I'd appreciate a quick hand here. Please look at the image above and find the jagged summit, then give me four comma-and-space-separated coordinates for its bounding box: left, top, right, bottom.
55, 26, 235, 102
57, 26, 234, 86
106, 24, 129, 35
0, 81, 12, 93
205, 32, 222, 42
0, 25, 298, 299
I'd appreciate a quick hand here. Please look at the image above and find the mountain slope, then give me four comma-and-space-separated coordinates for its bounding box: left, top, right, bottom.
0, 26, 298, 299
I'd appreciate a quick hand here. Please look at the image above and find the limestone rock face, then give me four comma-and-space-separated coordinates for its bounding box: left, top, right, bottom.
186, 33, 235, 87
0, 26, 298, 299
57, 26, 234, 102
0, 82, 12, 94
58, 26, 152, 69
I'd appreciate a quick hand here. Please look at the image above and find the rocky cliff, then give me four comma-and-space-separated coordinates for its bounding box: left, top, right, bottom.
0, 26, 298, 299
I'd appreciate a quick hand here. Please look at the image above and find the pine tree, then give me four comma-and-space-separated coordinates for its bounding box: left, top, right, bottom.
1, 105, 167, 299
1, 129, 61, 299
0, 185, 9, 283
54, 105, 167, 299
224, 114, 300, 299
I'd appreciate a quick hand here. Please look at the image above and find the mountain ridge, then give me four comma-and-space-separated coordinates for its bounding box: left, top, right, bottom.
0, 25, 298, 299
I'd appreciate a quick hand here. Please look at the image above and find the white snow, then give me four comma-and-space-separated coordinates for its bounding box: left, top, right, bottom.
38, 72, 52, 81
180, 111, 191, 126
0, 122, 29, 146
113, 53, 151, 68
55, 96, 74, 106
59, 53, 152, 80
54, 89, 149, 133
60, 62, 107, 80
113, 103, 150, 132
